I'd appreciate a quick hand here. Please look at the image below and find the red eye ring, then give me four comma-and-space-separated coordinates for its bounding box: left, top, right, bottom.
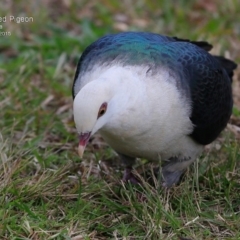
97, 102, 107, 119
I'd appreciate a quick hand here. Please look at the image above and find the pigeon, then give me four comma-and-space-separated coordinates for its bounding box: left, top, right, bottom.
72, 32, 237, 187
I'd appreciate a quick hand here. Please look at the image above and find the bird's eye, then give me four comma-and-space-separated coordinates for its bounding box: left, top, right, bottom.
97, 102, 107, 119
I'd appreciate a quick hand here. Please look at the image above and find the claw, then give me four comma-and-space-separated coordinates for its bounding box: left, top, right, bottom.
122, 167, 140, 184
161, 169, 184, 188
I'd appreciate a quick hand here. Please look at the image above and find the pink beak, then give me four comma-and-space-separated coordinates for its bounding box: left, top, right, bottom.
78, 132, 91, 158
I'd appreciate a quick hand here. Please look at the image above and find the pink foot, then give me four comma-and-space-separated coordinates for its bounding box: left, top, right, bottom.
122, 167, 140, 184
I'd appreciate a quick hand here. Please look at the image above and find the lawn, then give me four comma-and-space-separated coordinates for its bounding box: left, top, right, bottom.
0, 0, 240, 239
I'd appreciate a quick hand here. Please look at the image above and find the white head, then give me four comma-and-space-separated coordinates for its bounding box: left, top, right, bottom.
73, 79, 114, 157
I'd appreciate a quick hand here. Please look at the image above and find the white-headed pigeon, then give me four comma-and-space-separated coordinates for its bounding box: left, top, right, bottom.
72, 32, 237, 187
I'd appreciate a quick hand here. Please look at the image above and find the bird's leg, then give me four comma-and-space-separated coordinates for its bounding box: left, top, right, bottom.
161, 156, 194, 188
118, 153, 139, 184
122, 166, 140, 184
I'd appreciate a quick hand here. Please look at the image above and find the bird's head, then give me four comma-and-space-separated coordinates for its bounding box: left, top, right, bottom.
73, 80, 113, 158
73, 66, 144, 158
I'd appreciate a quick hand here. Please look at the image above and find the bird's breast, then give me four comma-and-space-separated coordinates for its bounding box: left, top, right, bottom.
99, 116, 194, 161
98, 65, 194, 160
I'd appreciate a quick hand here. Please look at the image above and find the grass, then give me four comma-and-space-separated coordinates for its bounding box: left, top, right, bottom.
0, 0, 240, 239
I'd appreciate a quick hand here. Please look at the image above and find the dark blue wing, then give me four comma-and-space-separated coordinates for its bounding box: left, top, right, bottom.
171, 42, 235, 144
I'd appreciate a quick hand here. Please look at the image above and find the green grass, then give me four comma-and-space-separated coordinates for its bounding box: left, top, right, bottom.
0, 0, 240, 239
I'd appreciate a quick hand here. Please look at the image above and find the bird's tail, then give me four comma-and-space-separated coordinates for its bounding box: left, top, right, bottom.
214, 56, 237, 81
